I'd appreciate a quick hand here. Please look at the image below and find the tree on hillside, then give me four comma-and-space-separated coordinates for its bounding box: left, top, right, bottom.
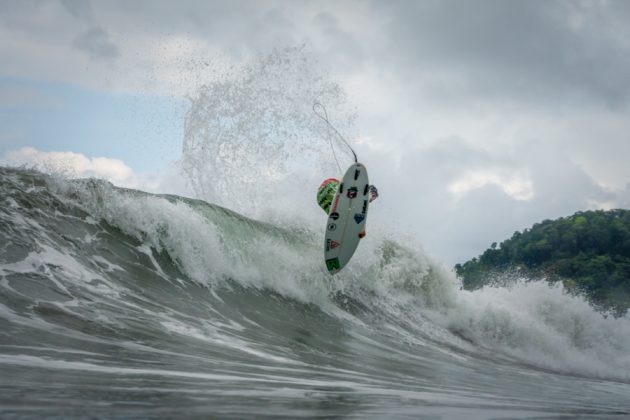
454, 210, 630, 314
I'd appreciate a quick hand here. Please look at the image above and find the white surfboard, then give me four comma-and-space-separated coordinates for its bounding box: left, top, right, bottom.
324, 163, 370, 274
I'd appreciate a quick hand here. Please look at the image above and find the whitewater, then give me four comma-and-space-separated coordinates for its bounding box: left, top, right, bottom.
2, 49, 630, 418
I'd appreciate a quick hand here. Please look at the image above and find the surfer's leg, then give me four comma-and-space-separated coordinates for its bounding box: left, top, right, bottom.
359, 229, 366, 239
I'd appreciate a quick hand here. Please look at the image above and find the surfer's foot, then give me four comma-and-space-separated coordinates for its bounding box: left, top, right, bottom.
358, 230, 366, 239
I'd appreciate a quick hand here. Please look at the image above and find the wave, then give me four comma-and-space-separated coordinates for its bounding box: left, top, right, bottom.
1, 166, 630, 417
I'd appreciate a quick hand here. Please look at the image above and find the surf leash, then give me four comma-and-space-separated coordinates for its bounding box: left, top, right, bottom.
313, 102, 358, 171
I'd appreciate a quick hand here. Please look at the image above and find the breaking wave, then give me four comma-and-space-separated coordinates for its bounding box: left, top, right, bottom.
1, 166, 630, 418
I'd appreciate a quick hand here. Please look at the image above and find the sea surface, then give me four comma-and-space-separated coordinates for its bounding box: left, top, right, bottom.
1, 166, 630, 419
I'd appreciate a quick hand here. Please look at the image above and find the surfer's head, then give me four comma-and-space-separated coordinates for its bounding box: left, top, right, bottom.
317, 178, 340, 214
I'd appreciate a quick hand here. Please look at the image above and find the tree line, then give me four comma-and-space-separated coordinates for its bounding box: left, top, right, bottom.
454, 209, 630, 313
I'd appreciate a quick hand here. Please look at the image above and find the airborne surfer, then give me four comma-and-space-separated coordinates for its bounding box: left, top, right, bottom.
313, 102, 378, 273
317, 178, 378, 238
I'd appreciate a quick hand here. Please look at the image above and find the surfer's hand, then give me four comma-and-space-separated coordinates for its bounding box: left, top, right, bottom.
369, 185, 379, 203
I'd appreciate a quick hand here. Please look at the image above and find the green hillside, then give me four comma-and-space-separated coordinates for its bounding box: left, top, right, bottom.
455, 209, 630, 313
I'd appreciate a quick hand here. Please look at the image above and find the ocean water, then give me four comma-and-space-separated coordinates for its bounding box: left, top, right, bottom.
1, 166, 630, 419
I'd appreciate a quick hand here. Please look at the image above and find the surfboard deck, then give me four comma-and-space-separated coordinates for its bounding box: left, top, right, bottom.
324, 163, 370, 274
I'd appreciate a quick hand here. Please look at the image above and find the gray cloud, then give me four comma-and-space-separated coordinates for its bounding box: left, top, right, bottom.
619, 185, 630, 209
361, 132, 621, 264
60, 0, 93, 20
73, 26, 119, 60
313, 12, 364, 70
373, 0, 630, 109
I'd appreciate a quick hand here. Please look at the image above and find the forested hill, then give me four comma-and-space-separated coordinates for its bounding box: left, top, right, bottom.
455, 209, 630, 313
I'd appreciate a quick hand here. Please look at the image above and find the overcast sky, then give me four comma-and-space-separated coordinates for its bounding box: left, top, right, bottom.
2, 0, 630, 265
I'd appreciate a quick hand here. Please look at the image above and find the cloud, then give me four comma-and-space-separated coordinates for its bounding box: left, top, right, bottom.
1, 147, 138, 185
448, 170, 534, 202
0, 1, 367, 94
60, 0, 93, 20
0, 147, 192, 196
1, 148, 195, 211
374, 0, 630, 108
73, 26, 119, 60
619, 184, 630, 209
358, 133, 625, 264
2, 0, 630, 105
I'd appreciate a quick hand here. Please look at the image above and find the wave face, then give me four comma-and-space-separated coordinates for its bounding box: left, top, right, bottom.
1, 166, 630, 419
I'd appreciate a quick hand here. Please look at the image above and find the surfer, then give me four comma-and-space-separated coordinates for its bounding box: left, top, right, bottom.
317, 178, 378, 238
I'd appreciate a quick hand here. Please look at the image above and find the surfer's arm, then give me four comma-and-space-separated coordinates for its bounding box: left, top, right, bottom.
369, 185, 379, 203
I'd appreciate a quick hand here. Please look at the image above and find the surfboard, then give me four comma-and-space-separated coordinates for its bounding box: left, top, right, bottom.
324, 163, 370, 274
